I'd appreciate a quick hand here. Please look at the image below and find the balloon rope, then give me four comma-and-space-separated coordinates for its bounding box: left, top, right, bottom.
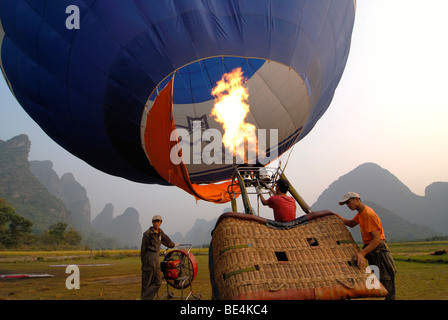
281, 144, 295, 174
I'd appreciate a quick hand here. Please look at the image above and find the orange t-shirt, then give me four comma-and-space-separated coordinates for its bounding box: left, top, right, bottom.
353, 205, 386, 245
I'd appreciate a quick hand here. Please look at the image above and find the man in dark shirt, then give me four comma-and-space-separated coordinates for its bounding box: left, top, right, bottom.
140, 215, 178, 300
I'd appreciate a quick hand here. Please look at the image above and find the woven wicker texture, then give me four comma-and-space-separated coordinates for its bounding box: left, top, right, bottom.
210, 213, 387, 299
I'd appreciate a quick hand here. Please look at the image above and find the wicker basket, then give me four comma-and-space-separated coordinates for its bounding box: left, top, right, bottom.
209, 212, 388, 300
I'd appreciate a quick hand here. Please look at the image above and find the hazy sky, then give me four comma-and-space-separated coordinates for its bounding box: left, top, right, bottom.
1, 0, 448, 236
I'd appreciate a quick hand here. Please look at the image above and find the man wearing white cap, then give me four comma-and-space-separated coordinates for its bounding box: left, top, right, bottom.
336, 192, 396, 300
140, 215, 179, 300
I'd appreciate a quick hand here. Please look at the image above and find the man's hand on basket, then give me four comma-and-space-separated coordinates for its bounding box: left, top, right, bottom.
355, 251, 367, 269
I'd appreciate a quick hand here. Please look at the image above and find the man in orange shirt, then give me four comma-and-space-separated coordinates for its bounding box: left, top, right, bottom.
336, 192, 397, 300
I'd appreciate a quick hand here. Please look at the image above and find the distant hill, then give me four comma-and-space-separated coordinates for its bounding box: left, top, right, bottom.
92, 203, 142, 248
0, 134, 143, 248
168, 207, 236, 247
0, 135, 72, 233
30, 160, 91, 233
170, 217, 218, 247
312, 162, 446, 237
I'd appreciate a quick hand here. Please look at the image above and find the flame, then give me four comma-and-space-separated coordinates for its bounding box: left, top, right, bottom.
210, 67, 256, 162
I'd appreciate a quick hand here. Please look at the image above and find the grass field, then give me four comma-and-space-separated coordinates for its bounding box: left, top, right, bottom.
1, 242, 447, 300
0, 248, 211, 300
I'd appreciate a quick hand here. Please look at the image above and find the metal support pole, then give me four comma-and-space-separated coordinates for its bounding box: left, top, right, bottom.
235, 170, 254, 215
231, 193, 238, 212
279, 172, 311, 214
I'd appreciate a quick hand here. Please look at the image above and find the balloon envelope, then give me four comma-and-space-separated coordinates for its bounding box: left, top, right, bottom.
0, 0, 355, 188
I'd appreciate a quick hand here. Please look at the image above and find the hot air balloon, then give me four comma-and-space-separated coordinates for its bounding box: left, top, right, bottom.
1, 0, 390, 301
1, 0, 356, 203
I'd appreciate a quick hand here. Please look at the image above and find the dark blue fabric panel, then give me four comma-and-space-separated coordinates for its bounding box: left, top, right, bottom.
205, 1, 246, 56
241, 0, 271, 16
150, 16, 198, 70
269, 16, 302, 67
271, 0, 305, 25
38, 67, 69, 116
134, 0, 172, 25
25, 0, 46, 16
81, 0, 96, 7
0, 0, 19, 42
69, 89, 105, 129
73, 10, 122, 74
23, 98, 65, 141
289, 30, 315, 77
298, 2, 356, 141
68, 49, 107, 103
90, 0, 146, 47
73, 123, 111, 152
300, 0, 328, 43
105, 77, 149, 122
175, 8, 222, 59
14, 1, 41, 63
123, 31, 171, 87
16, 53, 42, 107
317, 17, 336, 93
1, 38, 21, 94
38, 21, 71, 81
242, 15, 270, 59
300, 91, 335, 139
103, 107, 140, 143
105, 49, 156, 110
46, 108, 81, 145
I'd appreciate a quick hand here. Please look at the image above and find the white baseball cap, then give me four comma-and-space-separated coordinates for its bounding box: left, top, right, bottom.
152, 215, 162, 221
339, 192, 361, 205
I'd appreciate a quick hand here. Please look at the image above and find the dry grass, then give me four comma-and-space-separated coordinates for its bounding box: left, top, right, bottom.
1, 242, 447, 300
0, 250, 210, 300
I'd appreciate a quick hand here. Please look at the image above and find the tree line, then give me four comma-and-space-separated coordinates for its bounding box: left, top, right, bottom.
0, 198, 82, 250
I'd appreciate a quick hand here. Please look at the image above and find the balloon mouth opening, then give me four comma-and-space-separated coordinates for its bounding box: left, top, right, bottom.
142, 57, 310, 183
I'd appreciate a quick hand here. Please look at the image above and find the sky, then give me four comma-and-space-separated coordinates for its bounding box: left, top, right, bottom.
1, 0, 448, 237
